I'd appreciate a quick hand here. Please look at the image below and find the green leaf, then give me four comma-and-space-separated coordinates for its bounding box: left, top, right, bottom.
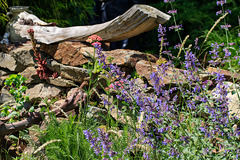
231, 90, 236, 95
29, 106, 35, 112
9, 134, 19, 140
7, 111, 18, 118
16, 105, 23, 110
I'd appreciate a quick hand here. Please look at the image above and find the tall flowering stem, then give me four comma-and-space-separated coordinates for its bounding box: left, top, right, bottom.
86, 34, 106, 71
164, 0, 186, 58
28, 29, 57, 79
83, 128, 118, 159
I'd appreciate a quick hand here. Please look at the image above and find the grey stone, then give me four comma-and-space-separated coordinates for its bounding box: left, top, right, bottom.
0, 44, 35, 72
87, 106, 107, 124
26, 83, 64, 102
20, 67, 43, 84
225, 82, 240, 117
46, 77, 77, 87
0, 88, 15, 104
46, 59, 89, 83
9, 43, 35, 67
0, 52, 25, 72
0, 68, 14, 76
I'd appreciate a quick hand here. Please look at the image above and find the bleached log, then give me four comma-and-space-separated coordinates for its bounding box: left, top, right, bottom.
14, 4, 170, 44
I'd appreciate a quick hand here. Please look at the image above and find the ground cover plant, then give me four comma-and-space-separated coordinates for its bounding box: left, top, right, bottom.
1, 0, 240, 159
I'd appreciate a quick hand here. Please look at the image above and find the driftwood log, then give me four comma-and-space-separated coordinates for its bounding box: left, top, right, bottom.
14, 4, 171, 44
0, 82, 87, 138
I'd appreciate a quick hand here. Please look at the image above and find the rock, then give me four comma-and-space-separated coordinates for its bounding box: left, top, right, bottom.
19, 63, 77, 88
202, 67, 240, 83
0, 68, 14, 76
0, 78, 2, 87
46, 59, 89, 83
135, 60, 183, 86
26, 83, 64, 102
0, 88, 15, 104
20, 67, 43, 84
40, 42, 90, 66
46, 77, 77, 87
135, 60, 156, 81
0, 43, 35, 72
104, 49, 158, 67
41, 42, 157, 70
0, 52, 25, 72
87, 106, 108, 124
0, 44, 15, 53
9, 43, 35, 67
210, 82, 240, 118
225, 82, 240, 117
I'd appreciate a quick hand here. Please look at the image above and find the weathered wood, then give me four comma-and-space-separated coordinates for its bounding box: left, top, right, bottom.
14, 4, 171, 44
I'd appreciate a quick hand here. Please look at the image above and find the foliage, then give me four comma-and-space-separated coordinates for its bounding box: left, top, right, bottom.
6, 0, 95, 27
0, 0, 8, 36
145, 0, 240, 63
1, 74, 30, 120
34, 115, 95, 160
7, 0, 240, 159
0, 0, 95, 37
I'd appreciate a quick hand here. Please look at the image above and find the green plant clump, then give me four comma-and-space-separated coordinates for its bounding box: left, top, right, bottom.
1, 74, 30, 121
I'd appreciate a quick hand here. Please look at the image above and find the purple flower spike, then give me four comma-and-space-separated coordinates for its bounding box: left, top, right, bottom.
84, 128, 118, 158
168, 9, 177, 14
221, 24, 231, 30
216, 10, 223, 16
225, 9, 231, 14
164, 0, 175, 3
217, 0, 226, 6
223, 48, 231, 58
169, 24, 183, 31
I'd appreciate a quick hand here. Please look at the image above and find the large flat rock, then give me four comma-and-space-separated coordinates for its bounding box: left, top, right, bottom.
46, 59, 89, 83
26, 83, 64, 102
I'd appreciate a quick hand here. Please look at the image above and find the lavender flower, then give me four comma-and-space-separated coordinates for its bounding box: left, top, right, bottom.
83, 129, 100, 155
184, 51, 200, 72
223, 48, 231, 58
208, 42, 220, 66
158, 24, 167, 37
194, 38, 200, 50
94, 43, 106, 68
83, 128, 117, 158
169, 24, 183, 31
221, 24, 231, 30
225, 9, 231, 14
164, 0, 175, 3
174, 43, 181, 49
216, 10, 223, 16
168, 9, 177, 14
217, 0, 226, 6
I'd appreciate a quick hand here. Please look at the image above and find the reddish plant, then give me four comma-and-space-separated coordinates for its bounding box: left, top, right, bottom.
28, 29, 58, 79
